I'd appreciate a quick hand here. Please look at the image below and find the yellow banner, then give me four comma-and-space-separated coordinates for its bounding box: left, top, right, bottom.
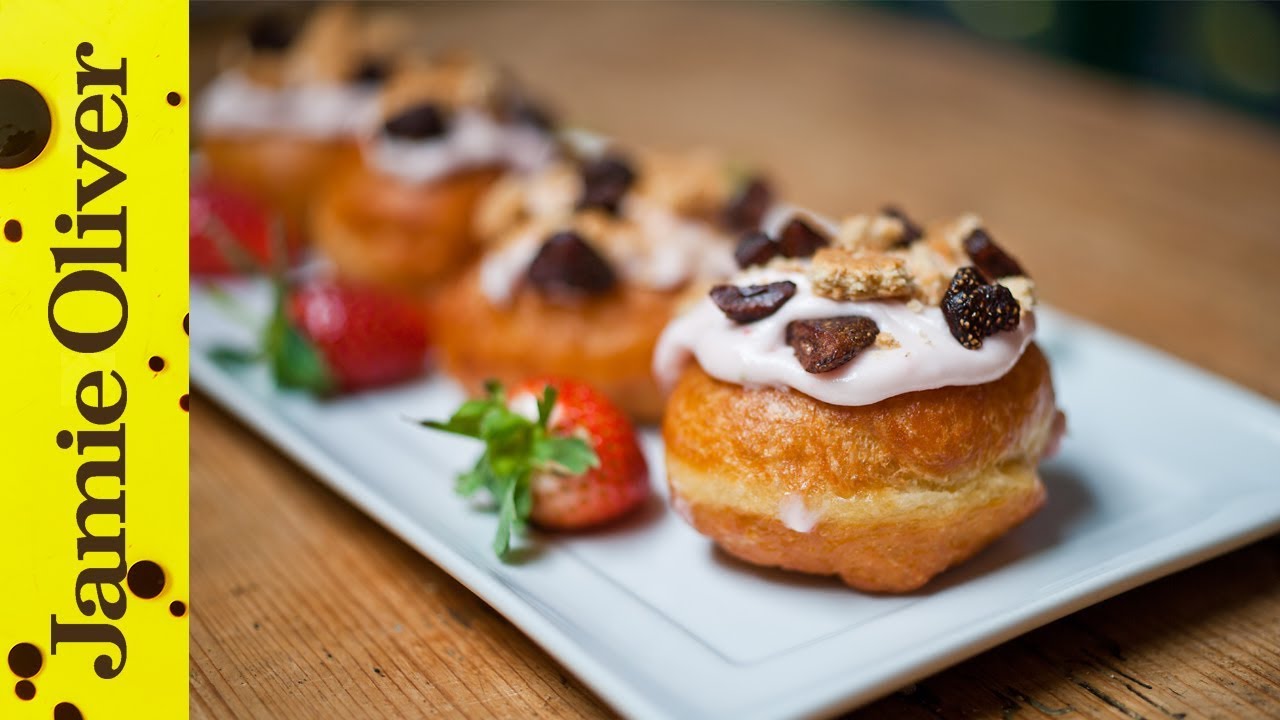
0, 1, 188, 718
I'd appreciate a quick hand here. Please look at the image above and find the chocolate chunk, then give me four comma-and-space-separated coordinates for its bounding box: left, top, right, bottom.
577, 155, 636, 215
247, 13, 298, 52
963, 227, 1026, 280
734, 231, 778, 268
353, 58, 390, 85
723, 177, 773, 233
786, 316, 880, 373
384, 103, 448, 140
709, 281, 797, 323
528, 231, 617, 300
880, 205, 924, 246
942, 266, 1021, 350
777, 217, 830, 258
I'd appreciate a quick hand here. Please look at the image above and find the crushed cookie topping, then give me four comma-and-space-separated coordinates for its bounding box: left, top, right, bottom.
710, 281, 797, 323
808, 248, 915, 301
834, 213, 910, 253
786, 316, 881, 373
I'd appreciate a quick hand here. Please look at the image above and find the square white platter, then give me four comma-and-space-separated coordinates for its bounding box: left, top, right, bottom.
190, 280, 1280, 720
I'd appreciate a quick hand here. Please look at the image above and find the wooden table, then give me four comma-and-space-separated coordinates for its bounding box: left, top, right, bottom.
190, 4, 1280, 718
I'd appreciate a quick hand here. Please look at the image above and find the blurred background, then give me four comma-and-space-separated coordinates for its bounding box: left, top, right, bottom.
194, 0, 1280, 124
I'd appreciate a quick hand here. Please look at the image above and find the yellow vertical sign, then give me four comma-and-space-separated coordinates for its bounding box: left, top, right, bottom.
0, 1, 188, 718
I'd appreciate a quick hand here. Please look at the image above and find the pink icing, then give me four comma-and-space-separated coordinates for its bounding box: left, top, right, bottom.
652, 269, 1035, 407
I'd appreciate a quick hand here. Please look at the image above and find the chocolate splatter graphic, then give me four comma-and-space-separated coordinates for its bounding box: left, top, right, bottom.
149, 356, 165, 372
8, 642, 42, 677
54, 702, 84, 720
126, 560, 165, 599
4, 219, 21, 242
169, 601, 187, 618
183, 313, 189, 335
166, 91, 182, 107
180, 394, 190, 412
14, 680, 33, 700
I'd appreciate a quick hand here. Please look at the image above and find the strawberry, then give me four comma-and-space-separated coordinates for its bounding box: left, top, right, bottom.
190, 177, 303, 276
422, 378, 649, 557
210, 278, 430, 395
284, 280, 431, 393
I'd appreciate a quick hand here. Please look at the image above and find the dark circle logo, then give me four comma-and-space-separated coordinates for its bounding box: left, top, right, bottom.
0, 79, 52, 170
54, 702, 84, 720
7, 642, 42, 678
126, 560, 166, 599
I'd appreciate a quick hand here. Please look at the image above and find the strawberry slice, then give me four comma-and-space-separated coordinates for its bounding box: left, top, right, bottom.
423, 378, 649, 557
190, 177, 304, 276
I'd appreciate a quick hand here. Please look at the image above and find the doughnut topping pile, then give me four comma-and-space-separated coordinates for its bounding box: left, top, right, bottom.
364, 54, 560, 183
653, 207, 1039, 405
477, 148, 765, 305
198, 6, 404, 138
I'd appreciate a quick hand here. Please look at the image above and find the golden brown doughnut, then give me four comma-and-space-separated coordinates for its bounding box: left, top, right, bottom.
202, 135, 356, 235
432, 266, 678, 424
311, 153, 501, 291
662, 344, 1058, 593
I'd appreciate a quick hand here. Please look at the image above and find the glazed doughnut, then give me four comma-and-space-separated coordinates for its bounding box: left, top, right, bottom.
433, 266, 682, 423
197, 4, 408, 232
310, 54, 560, 291
655, 208, 1065, 592
433, 147, 774, 423
663, 347, 1056, 593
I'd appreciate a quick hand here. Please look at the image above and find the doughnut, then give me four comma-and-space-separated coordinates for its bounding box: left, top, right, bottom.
432, 147, 774, 422
654, 207, 1065, 591
196, 4, 408, 232
309, 54, 561, 291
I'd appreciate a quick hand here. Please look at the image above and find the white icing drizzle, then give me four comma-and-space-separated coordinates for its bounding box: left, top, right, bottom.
363, 109, 558, 184
197, 71, 379, 138
652, 268, 1035, 407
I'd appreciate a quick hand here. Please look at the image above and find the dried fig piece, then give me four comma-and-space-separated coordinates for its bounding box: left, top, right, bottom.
385, 103, 448, 140
941, 266, 1021, 349
577, 154, 636, 215
777, 217, 829, 258
880, 205, 923, 246
723, 177, 773, 233
734, 231, 778, 269
528, 231, 617, 300
963, 227, 1025, 280
786, 316, 880, 373
709, 281, 797, 323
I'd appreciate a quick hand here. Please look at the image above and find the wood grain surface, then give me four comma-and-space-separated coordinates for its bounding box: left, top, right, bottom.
190, 4, 1280, 718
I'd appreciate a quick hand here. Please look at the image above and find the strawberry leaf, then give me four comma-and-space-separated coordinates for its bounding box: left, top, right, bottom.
531, 435, 597, 475
417, 380, 600, 560
494, 480, 519, 557
208, 346, 261, 369
537, 386, 557, 426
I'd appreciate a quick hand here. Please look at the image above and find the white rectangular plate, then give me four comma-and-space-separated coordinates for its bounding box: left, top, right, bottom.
191, 280, 1280, 720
